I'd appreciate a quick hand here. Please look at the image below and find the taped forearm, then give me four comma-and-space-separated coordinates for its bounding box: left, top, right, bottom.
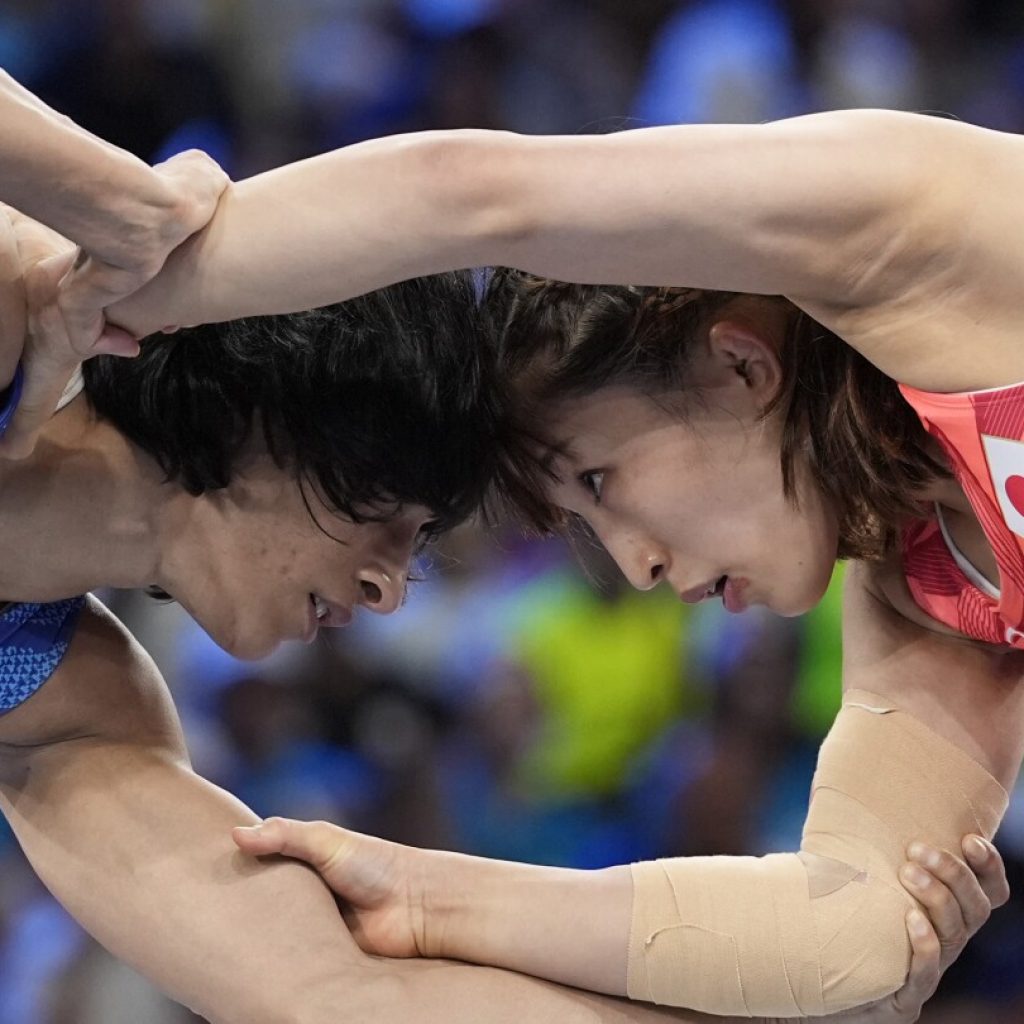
627, 690, 1007, 1017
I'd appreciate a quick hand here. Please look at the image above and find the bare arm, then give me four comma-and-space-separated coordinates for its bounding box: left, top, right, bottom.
0, 69, 201, 269
111, 111, 1016, 356
0, 596, 798, 1024
235, 567, 1018, 1016
842, 561, 1024, 793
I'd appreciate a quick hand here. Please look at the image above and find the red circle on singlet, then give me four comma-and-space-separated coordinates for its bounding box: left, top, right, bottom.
1005, 475, 1024, 516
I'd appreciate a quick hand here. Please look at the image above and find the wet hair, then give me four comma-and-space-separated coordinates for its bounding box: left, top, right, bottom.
84, 272, 525, 538
486, 269, 950, 561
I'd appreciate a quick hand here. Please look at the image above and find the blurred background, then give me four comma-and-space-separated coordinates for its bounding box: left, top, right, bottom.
2, 0, 1024, 1020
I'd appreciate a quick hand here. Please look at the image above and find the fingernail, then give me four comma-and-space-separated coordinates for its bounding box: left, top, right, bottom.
903, 864, 931, 888
908, 910, 929, 937
909, 844, 941, 869
965, 836, 990, 862
235, 824, 264, 835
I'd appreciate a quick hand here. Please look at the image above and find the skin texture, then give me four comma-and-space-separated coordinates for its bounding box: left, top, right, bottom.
1, 99, 1022, 1019
541, 310, 839, 618
3, 207, 968, 1024
0, 396, 422, 659
101, 110, 1024, 1012
226, 328, 1024, 1003
0, 70, 226, 455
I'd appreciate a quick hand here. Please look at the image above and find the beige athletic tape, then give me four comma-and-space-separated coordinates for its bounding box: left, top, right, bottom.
627, 690, 1008, 1017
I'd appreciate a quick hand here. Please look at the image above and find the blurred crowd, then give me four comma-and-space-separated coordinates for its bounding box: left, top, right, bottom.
2, 1, 1024, 1021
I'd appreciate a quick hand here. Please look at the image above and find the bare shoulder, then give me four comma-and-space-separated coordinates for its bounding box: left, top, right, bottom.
0, 595, 186, 755
842, 559, 1024, 789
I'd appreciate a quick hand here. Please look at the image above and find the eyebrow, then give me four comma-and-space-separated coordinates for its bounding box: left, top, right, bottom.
538, 437, 577, 478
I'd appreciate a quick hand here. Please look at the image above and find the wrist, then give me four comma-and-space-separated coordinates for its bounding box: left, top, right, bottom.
96, 163, 187, 272
416, 848, 476, 959
430, 855, 633, 995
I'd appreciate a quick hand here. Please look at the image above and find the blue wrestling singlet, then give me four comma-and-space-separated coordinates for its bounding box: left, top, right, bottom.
0, 599, 85, 712
1, 363, 86, 713
0, 362, 23, 436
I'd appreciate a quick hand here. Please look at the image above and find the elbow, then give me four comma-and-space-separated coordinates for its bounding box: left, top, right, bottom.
816, 879, 913, 1013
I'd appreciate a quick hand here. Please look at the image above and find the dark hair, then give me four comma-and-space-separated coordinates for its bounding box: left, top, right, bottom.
84, 272, 521, 537
486, 269, 950, 561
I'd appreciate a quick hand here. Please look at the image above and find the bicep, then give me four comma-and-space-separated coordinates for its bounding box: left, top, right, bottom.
493, 110, 997, 309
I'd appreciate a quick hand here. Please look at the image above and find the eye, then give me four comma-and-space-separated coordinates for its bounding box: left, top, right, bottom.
414, 519, 443, 555
579, 470, 605, 504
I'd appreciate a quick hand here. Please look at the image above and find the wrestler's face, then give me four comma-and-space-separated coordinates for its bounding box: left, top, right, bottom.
158, 456, 434, 659
540, 320, 839, 618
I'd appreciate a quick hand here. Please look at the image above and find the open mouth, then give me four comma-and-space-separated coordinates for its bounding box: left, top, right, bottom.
708, 575, 728, 598
310, 594, 330, 622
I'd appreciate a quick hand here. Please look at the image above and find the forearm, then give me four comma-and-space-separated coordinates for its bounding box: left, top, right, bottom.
108, 131, 500, 337
0, 70, 185, 266
0, 738, 381, 1024
0, 737, 777, 1024
110, 110, 968, 338
427, 851, 632, 996
385, 959, 789, 1024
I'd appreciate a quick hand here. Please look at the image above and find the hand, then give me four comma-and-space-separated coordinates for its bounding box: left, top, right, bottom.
237, 820, 1009, 1024
57, 148, 228, 360
0, 152, 226, 458
828, 834, 1009, 1023
0, 246, 78, 456
233, 818, 446, 960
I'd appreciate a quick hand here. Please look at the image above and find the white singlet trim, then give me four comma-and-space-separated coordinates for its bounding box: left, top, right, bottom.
934, 502, 1000, 600
56, 368, 84, 412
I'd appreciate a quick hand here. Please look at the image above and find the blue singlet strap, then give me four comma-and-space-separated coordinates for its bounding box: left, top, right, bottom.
0, 363, 25, 438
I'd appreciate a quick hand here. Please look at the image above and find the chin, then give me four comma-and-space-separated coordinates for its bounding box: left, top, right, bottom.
225, 635, 281, 661
201, 610, 281, 661
772, 564, 835, 618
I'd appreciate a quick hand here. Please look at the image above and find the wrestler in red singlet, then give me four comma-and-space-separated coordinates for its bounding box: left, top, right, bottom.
901, 381, 1024, 648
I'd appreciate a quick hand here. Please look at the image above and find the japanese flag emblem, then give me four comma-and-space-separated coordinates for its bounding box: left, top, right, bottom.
982, 433, 1024, 538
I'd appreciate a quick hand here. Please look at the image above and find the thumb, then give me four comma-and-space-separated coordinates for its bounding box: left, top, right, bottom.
232, 817, 342, 870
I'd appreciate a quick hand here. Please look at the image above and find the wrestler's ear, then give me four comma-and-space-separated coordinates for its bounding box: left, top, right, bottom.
703, 318, 783, 405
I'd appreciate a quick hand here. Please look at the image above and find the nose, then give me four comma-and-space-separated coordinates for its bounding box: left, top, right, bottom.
600, 530, 668, 592
357, 567, 405, 615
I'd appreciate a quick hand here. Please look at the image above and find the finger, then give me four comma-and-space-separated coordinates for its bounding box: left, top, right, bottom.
963, 835, 1011, 910
93, 324, 141, 357
0, 345, 75, 460
899, 871, 967, 959
0, 259, 79, 459
159, 147, 229, 185
907, 843, 986, 938
58, 255, 152, 352
232, 818, 346, 873
154, 150, 230, 233
891, 909, 942, 1016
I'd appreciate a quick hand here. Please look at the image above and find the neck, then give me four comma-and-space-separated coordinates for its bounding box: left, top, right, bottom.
0, 395, 178, 602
